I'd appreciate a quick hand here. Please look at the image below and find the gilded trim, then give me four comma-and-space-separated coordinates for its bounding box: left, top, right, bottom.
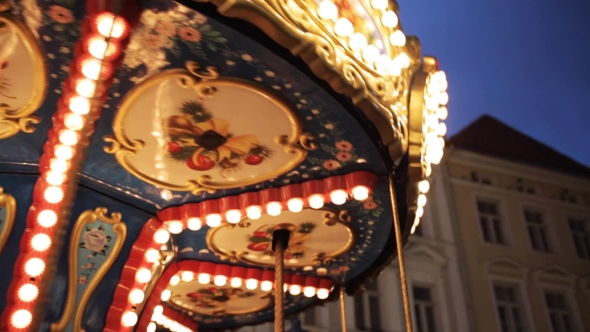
0, 186, 16, 253
104, 61, 314, 194
206, 208, 355, 268
50, 208, 127, 332
0, 5, 47, 139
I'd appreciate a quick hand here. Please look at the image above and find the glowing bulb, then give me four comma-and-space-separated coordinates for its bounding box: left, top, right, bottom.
37, 210, 57, 228
144, 248, 160, 263
206, 213, 222, 227
81, 59, 102, 80
436, 122, 447, 136
349, 33, 368, 51
11, 310, 32, 329
317, 288, 329, 299
225, 209, 242, 224
245, 278, 258, 290
308, 194, 325, 209
435, 137, 445, 149
418, 180, 430, 193
54, 144, 74, 160
187, 217, 202, 231
425, 98, 439, 112
396, 52, 410, 68
156, 315, 166, 325
371, 0, 388, 10
363, 44, 380, 63
44, 186, 64, 204
436, 106, 448, 120
88, 38, 117, 59
214, 275, 227, 286
136, 268, 152, 283
260, 280, 273, 291
351, 186, 370, 201
303, 286, 316, 297
154, 305, 164, 316
334, 18, 354, 37
181, 271, 194, 282
390, 30, 406, 47
170, 322, 180, 331
59, 129, 79, 146
287, 198, 304, 213
318, 0, 338, 20
163, 318, 172, 328
128, 289, 144, 304
417, 194, 427, 207
329, 190, 348, 205
64, 113, 85, 130
75, 79, 97, 98
198, 273, 210, 284
121, 311, 138, 327
147, 322, 157, 332
50, 158, 68, 173
382, 10, 398, 27
153, 228, 170, 244
437, 91, 449, 106
46, 171, 66, 186
96, 14, 127, 38
266, 201, 282, 216
69, 96, 91, 115
246, 205, 262, 219
284, 284, 289, 292
161, 289, 171, 301
169, 275, 180, 286
230, 277, 242, 288
167, 221, 183, 234
289, 284, 301, 295
18, 284, 38, 302
386, 59, 402, 76
31, 233, 51, 252
416, 206, 424, 218
25, 258, 45, 277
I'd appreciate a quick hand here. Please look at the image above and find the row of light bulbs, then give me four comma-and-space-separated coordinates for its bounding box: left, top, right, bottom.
149, 307, 192, 332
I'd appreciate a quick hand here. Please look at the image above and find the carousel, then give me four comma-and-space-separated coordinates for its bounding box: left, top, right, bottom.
0, 0, 448, 330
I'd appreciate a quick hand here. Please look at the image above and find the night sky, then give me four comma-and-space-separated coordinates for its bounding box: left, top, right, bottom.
400, 0, 590, 167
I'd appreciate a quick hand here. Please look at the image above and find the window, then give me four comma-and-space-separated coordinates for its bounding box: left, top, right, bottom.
413, 286, 437, 332
470, 171, 496, 185
544, 291, 575, 332
568, 217, 590, 259
523, 208, 551, 252
354, 280, 381, 331
476, 199, 506, 244
493, 284, 526, 332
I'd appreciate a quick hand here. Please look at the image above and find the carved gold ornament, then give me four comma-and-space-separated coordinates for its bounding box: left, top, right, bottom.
0, 4, 47, 139
105, 61, 315, 195
51, 208, 126, 332
207, 0, 421, 159
0, 186, 16, 253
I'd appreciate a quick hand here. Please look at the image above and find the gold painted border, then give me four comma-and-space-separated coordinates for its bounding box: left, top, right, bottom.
104, 61, 315, 195
168, 288, 273, 316
0, 186, 16, 253
0, 4, 47, 139
206, 208, 355, 268
50, 208, 127, 332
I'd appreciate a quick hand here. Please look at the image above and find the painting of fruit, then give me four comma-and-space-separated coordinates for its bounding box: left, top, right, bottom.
246, 222, 316, 259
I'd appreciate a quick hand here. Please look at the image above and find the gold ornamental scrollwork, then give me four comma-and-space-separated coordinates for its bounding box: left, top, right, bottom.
50, 208, 126, 332
0, 186, 16, 253
105, 61, 315, 195
0, 4, 47, 139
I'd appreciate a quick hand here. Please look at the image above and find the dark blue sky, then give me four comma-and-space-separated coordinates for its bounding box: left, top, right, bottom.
400, 0, 590, 167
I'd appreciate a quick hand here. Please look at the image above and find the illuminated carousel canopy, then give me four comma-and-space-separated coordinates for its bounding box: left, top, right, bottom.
0, 0, 448, 330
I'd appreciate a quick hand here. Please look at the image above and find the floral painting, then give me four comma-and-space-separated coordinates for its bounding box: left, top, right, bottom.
79, 224, 112, 256
246, 222, 316, 260
165, 100, 273, 175
186, 287, 255, 311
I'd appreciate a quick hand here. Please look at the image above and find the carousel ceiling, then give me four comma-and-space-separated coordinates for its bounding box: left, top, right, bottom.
0, 0, 449, 330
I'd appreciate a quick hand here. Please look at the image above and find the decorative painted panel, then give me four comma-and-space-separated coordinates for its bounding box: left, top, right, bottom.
50, 208, 126, 332
0, 186, 15, 252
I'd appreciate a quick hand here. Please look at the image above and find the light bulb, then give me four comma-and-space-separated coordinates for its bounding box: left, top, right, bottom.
289, 284, 301, 296
144, 249, 160, 263
59, 129, 79, 146
198, 273, 211, 284
413, 215, 421, 227
334, 18, 354, 37
416, 206, 424, 218
362, 44, 380, 63
181, 271, 194, 282
206, 213, 222, 227
50, 158, 68, 173
54, 144, 74, 160
318, 0, 338, 20
167, 220, 183, 234
75, 78, 97, 98
64, 113, 85, 130
81, 59, 102, 80
417, 194, 427, 207
266, 201, 282, 216
396, 52, 410, 68
246, 205, 262, 219
287, 198, 303, 213
129, 289, 144, 304
386, 59, 402, 76
96, 14, 126, 38
382, 10, 398, 28
88, 38, 108, 59
187, 217, 202, 231
161, 289, 171, 301
46, 171, 66, 186
303, 286, 316, 297
225, 209, 242, 224
329, 189, 348, 205
349, 33, 368, 51
11, 310, 32, 329
44, 186, 64, 204
436, 106, 448, 120
147, 322, 157, 332
136, 268, 152, 283
436, 122, 447, 136
425, 98, 439, 112
18, 284, 38, 302
121, 311, 138, 327
230, 277, 242, 288
153, 228, 170, 244
170, 322, 180, 331
260, 280, 273, 292
317, 288, 329, 299
411, 224, 417, 234
351, 186, 370, 201
371, 0, 388, 10
37, 210, 57, 228
214, 275, 227, 286
25, 258, 45, 277
418, 180, 430, 193
156, 315, 166, 325
31, 233, 51, 252
308, 194, 325, 209
389, 30, 406, 47
437, 91, 449, 106
245, 278, 258, 290
169, 275, 180, 286
154, 305, 164, 316
69, 96, 91, 115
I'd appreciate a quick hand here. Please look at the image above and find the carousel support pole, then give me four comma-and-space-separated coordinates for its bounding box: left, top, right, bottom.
272, 229, 291, 332
389, 175, 413, 332
340, 287, 347, 332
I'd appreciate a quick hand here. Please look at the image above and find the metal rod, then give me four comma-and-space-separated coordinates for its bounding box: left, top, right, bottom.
274, 240, 285, 332
340, 288, 347, 332
389, 175, 413, 332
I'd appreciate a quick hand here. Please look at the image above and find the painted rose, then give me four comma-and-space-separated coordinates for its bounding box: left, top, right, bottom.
335, 140, 353, 151
78, 276, 87, 284
154, 20, 176, 36
323, 160, 341, 170
178, 27, 202, 42
142, 34, 163, 49
336, 151, 352, 162
48, 5, 74, 24
82, 228, 108, 253
363, 201, 377, 210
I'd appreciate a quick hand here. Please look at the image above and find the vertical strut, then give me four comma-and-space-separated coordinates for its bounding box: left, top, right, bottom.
274, 239, 285, 332
340, 288, 348, 332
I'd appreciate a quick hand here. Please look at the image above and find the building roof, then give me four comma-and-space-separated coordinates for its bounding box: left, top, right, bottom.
447, 115, 590, 178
